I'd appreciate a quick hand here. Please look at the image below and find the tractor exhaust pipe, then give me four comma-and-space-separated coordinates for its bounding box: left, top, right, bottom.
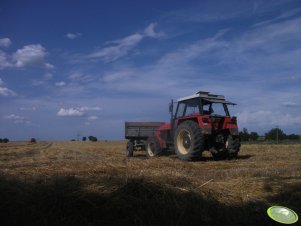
169, 99, 174, 133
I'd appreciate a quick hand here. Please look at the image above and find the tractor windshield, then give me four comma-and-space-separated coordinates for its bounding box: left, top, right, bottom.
175, 98, 234, 118
202, 101, 230, 117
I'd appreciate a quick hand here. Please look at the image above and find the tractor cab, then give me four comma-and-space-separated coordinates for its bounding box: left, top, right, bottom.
171, 91, 237, 134
174, 91, 235, 118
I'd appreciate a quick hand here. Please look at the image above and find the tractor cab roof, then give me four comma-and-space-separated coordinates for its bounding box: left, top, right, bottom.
177, 91, 236, 105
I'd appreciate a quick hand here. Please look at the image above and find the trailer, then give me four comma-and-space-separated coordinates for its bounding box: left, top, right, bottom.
125, 122, 164, 157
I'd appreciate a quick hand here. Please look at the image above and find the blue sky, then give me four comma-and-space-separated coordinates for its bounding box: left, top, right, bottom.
1, 0, 301, 140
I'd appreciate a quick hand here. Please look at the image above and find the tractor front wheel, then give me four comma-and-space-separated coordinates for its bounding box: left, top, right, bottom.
226, 135, 240, 158
146, 137, 162, 158
212, 135, 240, 159
174, 121, 204, 161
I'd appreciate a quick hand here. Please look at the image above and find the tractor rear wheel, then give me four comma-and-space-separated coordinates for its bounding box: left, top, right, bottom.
126, 141, 134, 157
174, 121, 204, 161
146, 137, 162, 158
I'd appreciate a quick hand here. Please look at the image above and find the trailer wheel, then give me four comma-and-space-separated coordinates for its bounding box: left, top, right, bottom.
126, 141, 134, 157
174, 121, 204, 161
146, 137, 162, 158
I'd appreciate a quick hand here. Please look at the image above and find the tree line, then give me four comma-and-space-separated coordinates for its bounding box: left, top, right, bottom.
0, 138, 9, 143
82, 136, 98, 142
71, 136, 98, 142
239, 127, 300, 142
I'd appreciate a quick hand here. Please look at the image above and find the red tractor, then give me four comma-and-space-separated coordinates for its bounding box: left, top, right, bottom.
125, 91, 240, 161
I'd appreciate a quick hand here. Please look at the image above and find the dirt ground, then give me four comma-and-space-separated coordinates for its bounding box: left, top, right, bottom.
0, 141, 300, 225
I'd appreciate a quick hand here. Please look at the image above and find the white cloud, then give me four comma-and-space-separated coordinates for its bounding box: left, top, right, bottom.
45, 63, 54, 69
0, 87, 17, 96
78, 106, 102, 111
88, 33, 143, 62
57, 108, 84, 117
20, 106, 37, 111
57, 106, 102, 117
68, 72, 94, 82
32, 73, 53, 86
237, 110, 301, 128
3, 114, 30, 125
87, 23, 163, 62
252, 7, 301, 28
4, 114, 24, 120
236, 18, 301, 54
0, 38, 12, 48
103, 70, 133, 82
1, 43, 54, 70
32, 80, 45, 86
0, 50, 11, 69
65, 33, 82, 40
282, 101, 298, 107
12, 44, 54, 69
0, 78, 17, 96
88, 116, 98, 120
55, 81, 66, 87
144, 23, 165, 38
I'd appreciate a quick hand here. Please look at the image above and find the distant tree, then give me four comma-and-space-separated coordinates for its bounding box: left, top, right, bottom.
3, 138, 9, 143
88, 136, 97, 142
249, 132, 259, 141
0, 138, 2, 143
286, 134, 300, 140
82, 136, 87, 141
265, 128, 286, 141
239, 128, 250, 141
30, 138, 37, 143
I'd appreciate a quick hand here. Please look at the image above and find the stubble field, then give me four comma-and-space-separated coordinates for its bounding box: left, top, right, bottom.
0, 141, 300, 225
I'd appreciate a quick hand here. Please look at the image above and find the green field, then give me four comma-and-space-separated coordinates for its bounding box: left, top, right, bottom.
0, 141, 300, 225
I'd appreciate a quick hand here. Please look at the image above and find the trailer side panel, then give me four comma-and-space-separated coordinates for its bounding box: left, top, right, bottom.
125, 122, 164, 140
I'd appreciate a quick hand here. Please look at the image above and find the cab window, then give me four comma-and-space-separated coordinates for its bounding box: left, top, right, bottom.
175, 102, 185, 117
184, 100, 200, 116
175, 99, 201, 117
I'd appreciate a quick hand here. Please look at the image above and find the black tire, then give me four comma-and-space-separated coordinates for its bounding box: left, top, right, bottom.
212, 149, 228, 160
212, 135, 240, 160
126, 141, 134, 157
174, 121, 204, 161
226, 135, 240, 158
146, 137, 162, 158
